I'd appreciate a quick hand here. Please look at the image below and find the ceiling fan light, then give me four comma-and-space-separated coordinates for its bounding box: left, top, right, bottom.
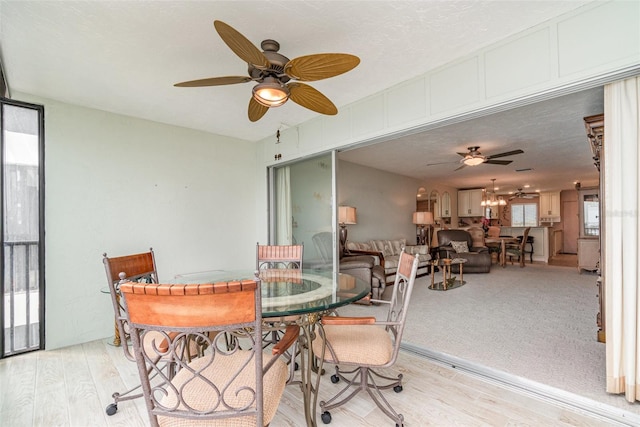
463, 156, 485, 166
252, 79, 290, 107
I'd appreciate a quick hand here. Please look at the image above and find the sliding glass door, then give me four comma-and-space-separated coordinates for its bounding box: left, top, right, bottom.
269, 152, 337, 270
1, 99, 45, 357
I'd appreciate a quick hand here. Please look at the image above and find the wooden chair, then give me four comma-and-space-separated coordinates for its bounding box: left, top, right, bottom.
120, 278, 298, 427
487, 226, 501, 238
102, 249, 159, 415
256, 243, 303, 269
467, 226, 486, 247
485, 226, 502, 262
312, 250, 420, 426
505, 227, 531, 267
256, 243, 303, 381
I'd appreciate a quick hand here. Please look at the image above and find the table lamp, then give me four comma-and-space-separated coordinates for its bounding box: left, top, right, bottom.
413, 211, 434, 245
338, 206, 357, 253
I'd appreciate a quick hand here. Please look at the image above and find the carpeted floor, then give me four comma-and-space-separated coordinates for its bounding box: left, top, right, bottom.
340, 262, 640, 417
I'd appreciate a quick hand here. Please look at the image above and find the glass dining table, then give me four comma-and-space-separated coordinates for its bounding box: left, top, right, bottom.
173, 267, 370, 427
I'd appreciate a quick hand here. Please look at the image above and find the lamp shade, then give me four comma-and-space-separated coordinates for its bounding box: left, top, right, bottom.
252, 77, 290, 107
412, 211, 434, 225
338, 206, 357, 225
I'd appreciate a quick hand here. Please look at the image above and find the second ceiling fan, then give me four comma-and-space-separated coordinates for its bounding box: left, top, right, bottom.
454, 146, 524, 171
509, 188, 539, 200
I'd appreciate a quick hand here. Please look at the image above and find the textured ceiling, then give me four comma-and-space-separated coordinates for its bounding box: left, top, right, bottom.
339, 87, 604, 194
0, 0, 601, 192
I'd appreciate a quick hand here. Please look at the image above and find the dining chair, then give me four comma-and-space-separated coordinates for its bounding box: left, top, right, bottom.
256, 242, 304, 269
312, 250, 420, 426
468, 226, 486, 247
505, 226, 531, 267
484, 226, 502, 261
120, 278, 298, 427
102, 249, 159, 415
487, 226, 501, 238
256, 243, 304, 380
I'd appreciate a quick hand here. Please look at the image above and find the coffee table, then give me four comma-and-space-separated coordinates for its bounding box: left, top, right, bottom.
429, 258, 467, 290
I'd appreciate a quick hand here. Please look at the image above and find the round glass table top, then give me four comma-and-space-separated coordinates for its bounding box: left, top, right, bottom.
173, 268, 369, 318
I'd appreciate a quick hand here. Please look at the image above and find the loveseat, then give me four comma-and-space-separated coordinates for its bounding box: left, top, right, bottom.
436, 229, 492, 273
345, 238, 431, 285
312, 232, 387, 301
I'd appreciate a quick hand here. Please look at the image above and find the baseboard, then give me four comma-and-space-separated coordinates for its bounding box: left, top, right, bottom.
401, 343, 640, 427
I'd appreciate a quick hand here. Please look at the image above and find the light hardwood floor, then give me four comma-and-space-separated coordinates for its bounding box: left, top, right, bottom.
0, 338, 620, 426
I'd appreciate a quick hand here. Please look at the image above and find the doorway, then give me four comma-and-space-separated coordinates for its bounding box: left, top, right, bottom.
563, 198, 579, 254
1, 98, 45, 358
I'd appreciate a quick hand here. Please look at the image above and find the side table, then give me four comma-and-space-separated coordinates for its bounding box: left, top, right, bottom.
429, 258, 467, 290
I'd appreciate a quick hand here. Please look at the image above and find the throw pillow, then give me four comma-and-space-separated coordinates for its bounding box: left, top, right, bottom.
451, 241, 469, 253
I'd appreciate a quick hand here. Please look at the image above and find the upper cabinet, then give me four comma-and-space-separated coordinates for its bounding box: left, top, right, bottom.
539, 191, 561, 222
458, 189, 484, 217
441, 191, 451, 218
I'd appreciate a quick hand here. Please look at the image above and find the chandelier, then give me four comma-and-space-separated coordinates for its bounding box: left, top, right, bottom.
481, 178, 507, 207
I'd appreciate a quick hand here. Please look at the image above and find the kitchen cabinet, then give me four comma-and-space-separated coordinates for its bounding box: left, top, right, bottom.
539, 191, 561, 222
457, 189, 483, 217
441, 191, 451, 217
578, 238, 599, 273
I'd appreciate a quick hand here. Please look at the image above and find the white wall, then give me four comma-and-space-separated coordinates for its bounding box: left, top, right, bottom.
338, 160, 420, 243
256, 1, 640, 162
16, 93, 257, 349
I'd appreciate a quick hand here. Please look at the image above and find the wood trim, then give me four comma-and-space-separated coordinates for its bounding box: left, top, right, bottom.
121, 281, 257, 327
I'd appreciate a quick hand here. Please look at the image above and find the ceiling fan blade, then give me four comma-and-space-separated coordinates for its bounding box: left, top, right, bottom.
174, 76, 253, 87
288, 82, 338, 115
284, 53, 360, 81
213, 20, 269, 69
457, 152, 470, 157
484, 160, 513, 165
454, 164, 467, 171
248, 97, 269, 122
426, 160, 457, 166
486, 149, 524, 159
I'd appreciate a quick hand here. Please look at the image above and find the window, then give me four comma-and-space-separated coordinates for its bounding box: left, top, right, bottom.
511, 203, 537, 227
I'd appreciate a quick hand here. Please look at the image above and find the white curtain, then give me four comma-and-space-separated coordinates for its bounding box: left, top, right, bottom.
276, 166, 293, 245
604, 76, 640, 402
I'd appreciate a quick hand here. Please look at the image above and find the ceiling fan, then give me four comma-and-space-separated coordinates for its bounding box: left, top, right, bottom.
509, 188, 539, 200
454, 146, 524, 171
174, 20, 360, 122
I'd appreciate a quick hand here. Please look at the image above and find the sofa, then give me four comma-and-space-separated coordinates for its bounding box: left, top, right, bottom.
436, 229, 492, 273
311, 232, 387, 301
345, 238, 431, 285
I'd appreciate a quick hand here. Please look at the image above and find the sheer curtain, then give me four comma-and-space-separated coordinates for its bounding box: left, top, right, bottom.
604, 76, 640, 402
276, 166, 292, 245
